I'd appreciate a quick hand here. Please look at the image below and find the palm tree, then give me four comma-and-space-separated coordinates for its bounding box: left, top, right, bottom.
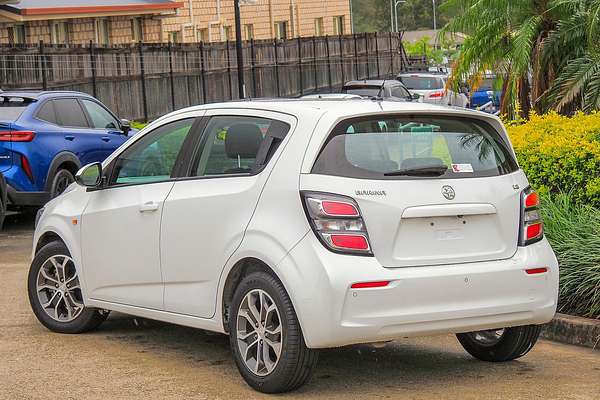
441, 0, 559, 118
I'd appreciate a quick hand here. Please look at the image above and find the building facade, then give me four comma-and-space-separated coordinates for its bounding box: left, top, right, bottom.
0, 0, 352, 46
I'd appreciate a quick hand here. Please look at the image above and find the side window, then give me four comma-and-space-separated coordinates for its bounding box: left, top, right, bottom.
192, 116, 290, 177
36, 101, 58, 125
111, 118, 195, 185
391, 86, 410, 99
53, 98, 89, 128
81, 99, 119, 129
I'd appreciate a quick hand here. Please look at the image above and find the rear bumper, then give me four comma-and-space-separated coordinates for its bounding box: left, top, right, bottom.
6, 184, 49, 207
279, 234, 559, 349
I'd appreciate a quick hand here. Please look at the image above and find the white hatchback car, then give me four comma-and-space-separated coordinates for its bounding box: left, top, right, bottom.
30, 99, 558, 393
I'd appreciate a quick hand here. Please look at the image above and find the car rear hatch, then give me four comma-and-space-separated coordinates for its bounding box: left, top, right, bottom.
0, 95, 36, 172
303, 113, 523, 268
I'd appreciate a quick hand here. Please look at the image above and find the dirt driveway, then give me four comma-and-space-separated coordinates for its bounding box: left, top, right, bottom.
1, 214, 599, 400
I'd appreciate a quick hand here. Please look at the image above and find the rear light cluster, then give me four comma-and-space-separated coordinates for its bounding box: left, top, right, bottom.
0, 131, 36, 142
519, 187, 543, 246
428, 91, 444, 99
301, 192, 373, 255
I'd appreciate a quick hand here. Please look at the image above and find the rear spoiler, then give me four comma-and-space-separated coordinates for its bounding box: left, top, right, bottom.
0, 95, 38, 104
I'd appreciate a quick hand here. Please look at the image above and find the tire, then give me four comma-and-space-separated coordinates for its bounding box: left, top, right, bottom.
0, 194, 5, 231
28, 241, 108, 334
456, 325, 542, 362
49, 169, 75, 199
229, 271, 319, 393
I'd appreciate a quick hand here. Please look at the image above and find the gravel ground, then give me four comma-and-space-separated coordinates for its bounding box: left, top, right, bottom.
1, 213, 599, 400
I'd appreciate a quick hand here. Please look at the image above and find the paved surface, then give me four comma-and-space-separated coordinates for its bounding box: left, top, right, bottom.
1, 214, 599, 400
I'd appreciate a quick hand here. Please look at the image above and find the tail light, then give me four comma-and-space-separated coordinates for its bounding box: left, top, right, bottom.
519, 187, 543, 246
0, 131, 36, 142
429, 91, 444, 99
301, 191, 373, 256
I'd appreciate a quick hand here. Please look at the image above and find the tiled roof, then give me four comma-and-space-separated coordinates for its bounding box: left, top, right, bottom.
1, 0, 183, 16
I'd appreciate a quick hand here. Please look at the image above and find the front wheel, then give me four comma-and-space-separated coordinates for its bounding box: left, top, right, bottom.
229, 271, 318, 393
456, 325, 542, 362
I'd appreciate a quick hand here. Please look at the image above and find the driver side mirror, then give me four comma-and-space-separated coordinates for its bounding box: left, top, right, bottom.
411, 93, 421, 102
120, 119, 132, 135
75, 162, 103, 188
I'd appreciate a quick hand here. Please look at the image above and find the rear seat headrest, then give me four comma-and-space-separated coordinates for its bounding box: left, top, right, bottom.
225, 123, 263, 159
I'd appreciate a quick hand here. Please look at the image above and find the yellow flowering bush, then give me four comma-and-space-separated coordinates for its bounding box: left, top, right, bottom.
507, 112, 600, 206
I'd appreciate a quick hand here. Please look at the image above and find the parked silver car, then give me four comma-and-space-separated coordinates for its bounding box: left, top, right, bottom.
398, 72, 469, 108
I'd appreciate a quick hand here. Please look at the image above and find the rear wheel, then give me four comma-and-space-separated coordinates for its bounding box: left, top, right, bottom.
28, 241, 108, 334
229, 271, 318, 393
50, 169, 75, 199
456, 325, 542, 362
0, 193, 5, 231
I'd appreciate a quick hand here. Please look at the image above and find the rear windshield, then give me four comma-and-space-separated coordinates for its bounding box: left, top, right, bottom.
399, 76, 444, 90
312, 115, 518, 180
341, 86, 380, 97
0, 97, 32, 120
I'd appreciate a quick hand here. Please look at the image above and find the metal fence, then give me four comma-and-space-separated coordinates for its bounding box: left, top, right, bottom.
0, 32, 413, 121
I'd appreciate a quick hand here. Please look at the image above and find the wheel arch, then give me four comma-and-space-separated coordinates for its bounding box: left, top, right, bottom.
44, 152, 81, 192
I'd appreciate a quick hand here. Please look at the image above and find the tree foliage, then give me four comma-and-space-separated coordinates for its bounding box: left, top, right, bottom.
352, 0, 451, 32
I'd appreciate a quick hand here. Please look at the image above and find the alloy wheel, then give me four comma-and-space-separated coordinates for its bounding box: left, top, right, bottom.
36, 254, 84, 322
236, 289, 283, 376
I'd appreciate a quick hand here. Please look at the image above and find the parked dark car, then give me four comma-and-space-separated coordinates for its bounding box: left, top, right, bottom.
0, 91, 137, 210
341, 80, 415, 101
0, 172, 6, 230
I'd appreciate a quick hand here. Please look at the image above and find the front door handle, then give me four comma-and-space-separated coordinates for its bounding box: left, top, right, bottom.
64, 135, 75, 141
139, 201, 159, 213
101, 136, 111, 142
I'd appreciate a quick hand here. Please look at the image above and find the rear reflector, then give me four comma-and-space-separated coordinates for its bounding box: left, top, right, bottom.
525, 267, 548, 275
21, 154, 34, 182
0, 131, 36, 142
351, 281, 390, 289
330, 234, 369, 250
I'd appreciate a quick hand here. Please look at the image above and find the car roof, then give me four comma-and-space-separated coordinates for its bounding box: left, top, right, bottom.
0, 90, 93, 100
397, 73, 447, 78
343, 80, 402, 87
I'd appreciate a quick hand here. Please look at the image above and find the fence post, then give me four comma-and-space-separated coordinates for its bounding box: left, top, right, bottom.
226, 40, 233, 100
274, 39, 280, 97
138, 41, 148, 122
250, 38, 257, 97
199, 41, 207, 104
375, 33, 380, 78
312, 36, 318, 93
325, 35, 332, 91
353, 33, 359, 80
297, 37, 303, 96
338, 35, 344, 86
38, 40, 47, 91
365, 33, 370, 79
389, 32, 394, 77
89, 40, 97, 98
168, 41, 176, 111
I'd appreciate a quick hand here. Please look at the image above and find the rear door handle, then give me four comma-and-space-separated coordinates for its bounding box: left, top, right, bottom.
101, 136, 111, 142
64, 135, 75, 141
139, 201, 159, 213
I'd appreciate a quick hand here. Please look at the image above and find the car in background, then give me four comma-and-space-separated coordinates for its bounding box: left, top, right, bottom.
341, 80, 415, 101
470, 75, 502, 112
397, 72, 468, 107
0, 91, 136, 210
0, 172, 6, 230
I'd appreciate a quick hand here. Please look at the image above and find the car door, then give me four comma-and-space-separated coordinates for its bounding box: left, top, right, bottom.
79, 98, 129, 158
81, 116, 202, 310
160, 110, 294, 318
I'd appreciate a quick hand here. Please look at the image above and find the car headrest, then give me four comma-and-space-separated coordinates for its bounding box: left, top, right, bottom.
225, 123, 263, 159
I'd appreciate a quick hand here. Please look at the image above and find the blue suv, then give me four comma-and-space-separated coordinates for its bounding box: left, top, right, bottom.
0, 91, 136, 209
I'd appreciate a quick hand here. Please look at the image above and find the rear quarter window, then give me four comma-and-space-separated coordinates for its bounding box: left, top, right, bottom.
312, 115, 518, 180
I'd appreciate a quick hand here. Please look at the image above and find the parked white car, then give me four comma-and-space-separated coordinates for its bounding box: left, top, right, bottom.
398, 72, 469, 107
29, 99, 558, 393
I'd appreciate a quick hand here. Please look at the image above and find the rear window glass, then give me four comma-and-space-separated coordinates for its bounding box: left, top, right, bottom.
399, 76, 444, 90
0, 97, 32, 120
312, 115, 518, 180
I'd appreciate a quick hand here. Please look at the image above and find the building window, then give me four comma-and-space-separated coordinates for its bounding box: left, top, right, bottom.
131, 17, 143, 42
197, 28, 208, 42
244, 24, 254, 41
274, 21, 288, 40
223, 26, 232, 41
51, 21, 69, 44
8, 24, 26, 45
168, 31, 180, 43
314, 18, 324, 36
95, 19, 110, 45
333, 16, 345, 36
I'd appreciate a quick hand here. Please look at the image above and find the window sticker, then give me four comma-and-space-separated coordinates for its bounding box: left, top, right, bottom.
451, 163, 474, 173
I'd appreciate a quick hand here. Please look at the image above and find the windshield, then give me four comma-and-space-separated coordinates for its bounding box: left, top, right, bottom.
341, 86, 381, 97
312, 115, 518, 180
399, 76, 444, 90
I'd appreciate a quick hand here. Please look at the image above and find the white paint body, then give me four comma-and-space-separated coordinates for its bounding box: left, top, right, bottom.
33, 100, 559, 348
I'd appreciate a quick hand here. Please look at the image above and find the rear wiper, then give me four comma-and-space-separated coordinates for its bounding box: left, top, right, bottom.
384, 165, 448, 177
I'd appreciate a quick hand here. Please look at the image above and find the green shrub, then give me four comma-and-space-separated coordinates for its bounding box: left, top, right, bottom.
542, 193, 600, 319
507, 112, 600, 207
130, 121, 148, 130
